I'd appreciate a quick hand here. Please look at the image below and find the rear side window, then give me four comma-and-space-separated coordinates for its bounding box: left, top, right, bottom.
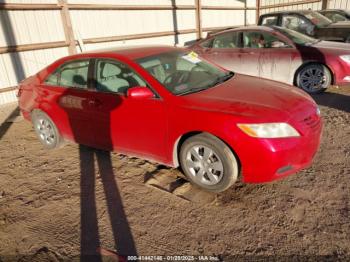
212, 32, 240, 48
261, 16, 278, 26
44, 60, 89, 89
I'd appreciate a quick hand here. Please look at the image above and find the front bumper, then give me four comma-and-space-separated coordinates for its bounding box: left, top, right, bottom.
230, 116, 322, 183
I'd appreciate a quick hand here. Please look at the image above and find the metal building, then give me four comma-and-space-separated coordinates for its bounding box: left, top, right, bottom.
0, 0, 348, 105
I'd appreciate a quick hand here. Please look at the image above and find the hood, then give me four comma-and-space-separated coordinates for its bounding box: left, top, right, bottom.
304, 41, 350, 55
178, 74, 317, 122
324, 21, 350, 29
311, 40, 350, 50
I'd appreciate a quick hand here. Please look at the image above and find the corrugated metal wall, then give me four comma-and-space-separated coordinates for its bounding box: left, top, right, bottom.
0, 0, 66, 104
0, 0, 257, 105
201, 0, 256, 28
260, 0, 322, 14
328, 0, 350, 9
261, 0, 350, 14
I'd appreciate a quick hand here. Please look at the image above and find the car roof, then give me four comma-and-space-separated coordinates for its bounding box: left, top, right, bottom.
261, 9, 313, 16
83, 45, 182, 60
207, 25, 276, 37
319, 9, 344, 12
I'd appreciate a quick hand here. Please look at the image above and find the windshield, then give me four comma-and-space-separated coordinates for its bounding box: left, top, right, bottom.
274, 26, 319, 45
304, 11, 332, 26
135, 51, 233, 95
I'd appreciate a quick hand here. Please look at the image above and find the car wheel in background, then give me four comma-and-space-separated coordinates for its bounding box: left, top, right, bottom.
296, 63, 331, 94
31, 110, 63, 149
179, 133, 239, 193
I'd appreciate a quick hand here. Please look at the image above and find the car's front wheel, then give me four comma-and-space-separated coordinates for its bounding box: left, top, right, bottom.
31, 110, 62, 149
296, 63, 331, 94
179, 133, 239, 193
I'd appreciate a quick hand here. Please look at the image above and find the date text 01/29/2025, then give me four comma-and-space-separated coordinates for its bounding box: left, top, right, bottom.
127, 255, 220, 261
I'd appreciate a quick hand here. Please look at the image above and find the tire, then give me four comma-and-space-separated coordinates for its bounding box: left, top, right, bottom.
179, 133, 239, 193
31, 110, 63, 149
296, 63, 331, 94
345, 36, 350, 43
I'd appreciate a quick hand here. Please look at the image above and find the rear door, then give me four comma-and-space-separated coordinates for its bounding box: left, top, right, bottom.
195, 31, 242, 72
39, 59, 96, 146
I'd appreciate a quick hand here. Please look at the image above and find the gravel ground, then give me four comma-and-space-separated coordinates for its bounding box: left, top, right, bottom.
0, 86, 349, 261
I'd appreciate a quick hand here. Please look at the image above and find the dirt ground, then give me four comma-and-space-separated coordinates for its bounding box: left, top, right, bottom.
0, 86, 349, 261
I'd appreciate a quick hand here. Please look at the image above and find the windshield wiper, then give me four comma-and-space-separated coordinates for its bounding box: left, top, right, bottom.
307, 39, 322, 45
178, 71, 234, 96
210, 71, 234, 87
178, 86, 211, 96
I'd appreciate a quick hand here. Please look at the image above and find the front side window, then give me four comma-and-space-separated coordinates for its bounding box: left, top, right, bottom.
44, 60, 89, 89
212, 32, 240, 48
274, 26, 318, 45
243, 31, 288, 48
135, 51, 233, 96
95, 60, 147, 94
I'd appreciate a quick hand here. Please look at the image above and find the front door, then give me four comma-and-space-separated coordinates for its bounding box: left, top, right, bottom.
88, 58, 167, 161
253, 31, 295, 83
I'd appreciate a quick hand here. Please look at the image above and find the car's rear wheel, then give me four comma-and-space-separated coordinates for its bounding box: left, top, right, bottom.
179, 133, 239, 193
296, 63, 331, 94
31, 111, 62, 149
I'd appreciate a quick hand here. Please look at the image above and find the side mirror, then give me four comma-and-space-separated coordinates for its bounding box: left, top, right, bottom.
127, 86, 154, 99
202, 47, 211, 53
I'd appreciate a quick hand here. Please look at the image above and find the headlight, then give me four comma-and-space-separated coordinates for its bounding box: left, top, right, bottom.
340, 55, 350, 63
237, 123, 300, 138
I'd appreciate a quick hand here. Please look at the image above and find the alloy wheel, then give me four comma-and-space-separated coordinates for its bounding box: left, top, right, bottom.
35, 118, 56, 146
185, 145, 224, 186
299, 66, 327, 92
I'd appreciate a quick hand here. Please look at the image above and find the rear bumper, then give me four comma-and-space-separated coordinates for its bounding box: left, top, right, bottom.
230, 120, 322, 183
20, 108, 31, 121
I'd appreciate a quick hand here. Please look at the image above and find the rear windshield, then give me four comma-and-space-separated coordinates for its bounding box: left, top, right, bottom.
303, 11, 332, 26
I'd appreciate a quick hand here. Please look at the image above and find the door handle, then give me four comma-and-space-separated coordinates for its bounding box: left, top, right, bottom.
88, 98, 101, 107
242, 51, 255, 55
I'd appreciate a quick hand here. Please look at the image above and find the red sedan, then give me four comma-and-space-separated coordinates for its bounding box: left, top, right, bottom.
18, 46, 322, 192
190, 26, 350, 94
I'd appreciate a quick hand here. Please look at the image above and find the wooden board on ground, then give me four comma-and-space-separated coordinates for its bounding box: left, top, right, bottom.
144, 168, 216, 204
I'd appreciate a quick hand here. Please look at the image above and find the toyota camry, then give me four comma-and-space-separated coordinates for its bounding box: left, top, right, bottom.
18, 46, 322, 192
